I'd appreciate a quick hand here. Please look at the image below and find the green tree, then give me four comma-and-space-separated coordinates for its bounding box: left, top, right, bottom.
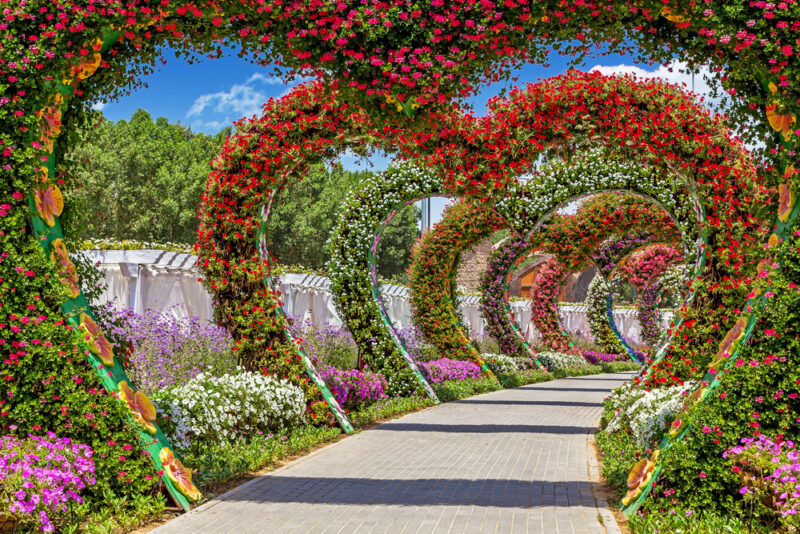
268, 163, 420, 278
65, 109, 230, 244
66, 111, 420, 277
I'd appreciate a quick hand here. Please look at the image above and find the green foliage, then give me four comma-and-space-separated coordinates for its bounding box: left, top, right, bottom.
186, 425, 342, 490
431, 377, 502, 402
64, 110, 230, 243
627, 509, 770, 534
67, 493, 167, 534
0, 228, 158, 510
496, 369, 553, 388
269, 164, 421, 276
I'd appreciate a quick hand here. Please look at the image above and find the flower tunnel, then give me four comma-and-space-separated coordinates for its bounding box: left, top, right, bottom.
6, 0, 798, 516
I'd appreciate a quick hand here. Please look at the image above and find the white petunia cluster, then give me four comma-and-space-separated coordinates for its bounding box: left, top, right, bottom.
585, 275, 628, 354
481, 353, 519, 375
494, 154, 700, 244
536, 351, 588, 371
151, 369, 306, 452
605, 380, 698, 449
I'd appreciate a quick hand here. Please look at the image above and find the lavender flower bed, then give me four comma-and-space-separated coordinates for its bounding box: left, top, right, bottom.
397, 325, 440, 362
97, 305, 237, 393
291, 316, 359, 369
0, 433, 96, 532
419, 358, 483, 383
318, 366, 388, 409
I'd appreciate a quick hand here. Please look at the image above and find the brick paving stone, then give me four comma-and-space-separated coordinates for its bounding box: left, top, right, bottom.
151, 372, 634, 534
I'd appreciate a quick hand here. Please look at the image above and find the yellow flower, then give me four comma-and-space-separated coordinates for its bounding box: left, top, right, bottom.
778, 166, 796, 222
159, 448, 202, 501
79, 313, 115, 366
34, 184, 64, 226
119, 381, 157, 434
766, 104, 796, 141
661, 6, 687, 23
50, 239, 80, 298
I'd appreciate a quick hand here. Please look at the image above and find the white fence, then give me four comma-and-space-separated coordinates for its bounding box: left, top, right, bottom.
82, 249, 664, 344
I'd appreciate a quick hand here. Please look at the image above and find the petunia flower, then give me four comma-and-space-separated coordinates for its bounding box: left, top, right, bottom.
159, 448, 201, 501
79, 313, 114, 366
118, 381, 157, 434
34, 184, 64, 227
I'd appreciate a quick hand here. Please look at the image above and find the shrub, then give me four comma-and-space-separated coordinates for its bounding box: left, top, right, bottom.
97, 305, 237, 393
0, 433, 95, 532
419, 358, 483, 383
536, 351, 590, 372
318, 366, 388, 409
432, 377, 502, 402
481, 353, 518, 375
151, 371, 306, 454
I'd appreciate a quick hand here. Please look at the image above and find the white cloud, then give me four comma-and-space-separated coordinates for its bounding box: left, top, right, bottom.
185, 72, 292, 119
589, 61, 726, 111
91, 101, 106, 111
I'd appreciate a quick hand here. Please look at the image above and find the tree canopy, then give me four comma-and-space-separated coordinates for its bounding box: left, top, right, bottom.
66, 110, 419, 278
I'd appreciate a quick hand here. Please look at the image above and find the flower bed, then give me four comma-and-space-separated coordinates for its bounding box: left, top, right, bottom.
98, 306, 237, 394
481, 353, 519, 375
419, 358, 483, 384
318, 367, 388, 409
0, 433, 95, 533
151, 372, 307, 454
536, 351, 591, 373
581, 350, 627, 365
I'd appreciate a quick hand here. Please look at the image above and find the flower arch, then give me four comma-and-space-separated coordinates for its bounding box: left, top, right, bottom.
406, 200, 507, 370
482, 191, 690, 361
4, 1, 797, 516
585, 236, 686, 357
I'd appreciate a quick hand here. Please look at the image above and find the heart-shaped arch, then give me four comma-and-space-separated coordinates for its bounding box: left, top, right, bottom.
7, 1, 798, 518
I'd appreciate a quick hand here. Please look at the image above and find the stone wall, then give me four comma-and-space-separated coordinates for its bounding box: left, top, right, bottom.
455, 238, 495, 291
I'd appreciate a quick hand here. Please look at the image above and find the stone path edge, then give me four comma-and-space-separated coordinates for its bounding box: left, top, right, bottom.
586, 414, 623, 534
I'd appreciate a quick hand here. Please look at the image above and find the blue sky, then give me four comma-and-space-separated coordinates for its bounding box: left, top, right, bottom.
94, 48, 714, 225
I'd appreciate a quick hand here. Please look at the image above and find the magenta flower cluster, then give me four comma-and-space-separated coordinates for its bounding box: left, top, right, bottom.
580, 350, 626, 365
419, 358, 483, 384
725, 435, 800, 520
318, 366, 388, 409
0, 432, 96, 532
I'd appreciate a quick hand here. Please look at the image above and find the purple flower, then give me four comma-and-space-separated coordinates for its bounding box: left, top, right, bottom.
418, 358, 482, 383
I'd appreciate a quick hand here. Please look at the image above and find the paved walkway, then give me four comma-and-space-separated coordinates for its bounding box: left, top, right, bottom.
153, 372, 633, 534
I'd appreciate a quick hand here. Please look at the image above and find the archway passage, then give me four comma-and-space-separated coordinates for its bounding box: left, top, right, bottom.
147, 371, 634, 534
480, 187, 692, 364
6, 0, 797, 519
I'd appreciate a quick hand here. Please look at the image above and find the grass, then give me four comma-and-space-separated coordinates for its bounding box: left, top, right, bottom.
627, 509, 772, 534
431, 376, 503, 401
188, 424, 343, 491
